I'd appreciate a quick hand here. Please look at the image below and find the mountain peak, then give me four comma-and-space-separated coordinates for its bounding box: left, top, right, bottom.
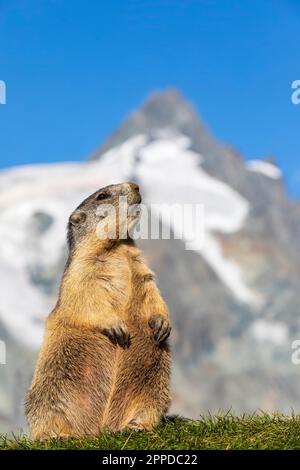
144, 87, 185, 105
135, 88, 205, 132
90, 88, 208, 159
89, 88, 244, 190
141, 88, 194, 116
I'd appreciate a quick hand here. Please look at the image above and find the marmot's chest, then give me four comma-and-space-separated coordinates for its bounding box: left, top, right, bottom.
125, 275, 153, 323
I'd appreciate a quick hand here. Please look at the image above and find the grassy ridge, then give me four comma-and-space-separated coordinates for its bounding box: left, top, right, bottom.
1, 414, 300, 450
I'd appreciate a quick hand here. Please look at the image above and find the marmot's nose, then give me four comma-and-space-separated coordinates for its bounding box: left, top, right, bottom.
127, 182, 140, 192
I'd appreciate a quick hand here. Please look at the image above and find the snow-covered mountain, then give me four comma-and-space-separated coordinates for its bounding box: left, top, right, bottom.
1, 89, 300, 432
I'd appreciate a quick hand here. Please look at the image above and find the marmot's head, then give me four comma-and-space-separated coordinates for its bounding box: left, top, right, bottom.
67, 182, 142, 251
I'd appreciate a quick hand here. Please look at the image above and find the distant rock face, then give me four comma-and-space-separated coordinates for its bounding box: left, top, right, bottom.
1, 89, 300, 432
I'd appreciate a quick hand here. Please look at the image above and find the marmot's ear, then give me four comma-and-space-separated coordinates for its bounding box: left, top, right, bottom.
69, 211, 87, 226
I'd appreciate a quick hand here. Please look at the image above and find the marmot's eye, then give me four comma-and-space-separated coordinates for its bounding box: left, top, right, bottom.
96, 192, 109, 201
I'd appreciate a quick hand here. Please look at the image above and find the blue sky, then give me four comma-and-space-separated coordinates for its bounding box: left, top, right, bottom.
0, 0, 299, 196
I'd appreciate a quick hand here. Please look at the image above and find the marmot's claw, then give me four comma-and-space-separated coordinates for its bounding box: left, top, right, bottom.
102, 322, 130, 348
149, 315, 171, 343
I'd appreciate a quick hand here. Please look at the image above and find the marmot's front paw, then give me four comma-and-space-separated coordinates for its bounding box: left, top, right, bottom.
102, 321, 130, 348
148, 315, 171, 343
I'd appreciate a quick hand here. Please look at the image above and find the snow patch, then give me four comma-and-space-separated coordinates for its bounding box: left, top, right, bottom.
246, 160, 282, 180
0, 133, 261, 348
251, 320, 288, 345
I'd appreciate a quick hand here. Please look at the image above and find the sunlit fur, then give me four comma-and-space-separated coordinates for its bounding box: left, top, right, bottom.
26, 183, 171, 440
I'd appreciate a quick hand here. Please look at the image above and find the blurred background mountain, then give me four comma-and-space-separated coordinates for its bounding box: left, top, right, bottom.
1, 89, 300, 432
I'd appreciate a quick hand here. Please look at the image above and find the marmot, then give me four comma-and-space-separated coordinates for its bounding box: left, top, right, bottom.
26, 182, 171, 440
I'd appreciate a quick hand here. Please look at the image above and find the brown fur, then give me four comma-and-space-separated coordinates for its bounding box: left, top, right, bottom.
26, 183, 171, 440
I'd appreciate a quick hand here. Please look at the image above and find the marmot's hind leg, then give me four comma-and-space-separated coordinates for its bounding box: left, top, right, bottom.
29, 413, 74, 441
106, 396, 163, 432
27, 332, 117, 440
122, 406, 161, 431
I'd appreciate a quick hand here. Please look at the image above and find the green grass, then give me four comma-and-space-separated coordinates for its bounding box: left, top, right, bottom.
1, 414, 300, 450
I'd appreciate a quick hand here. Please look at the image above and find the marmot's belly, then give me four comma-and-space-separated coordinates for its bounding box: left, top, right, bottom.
117, 315, 171, 387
